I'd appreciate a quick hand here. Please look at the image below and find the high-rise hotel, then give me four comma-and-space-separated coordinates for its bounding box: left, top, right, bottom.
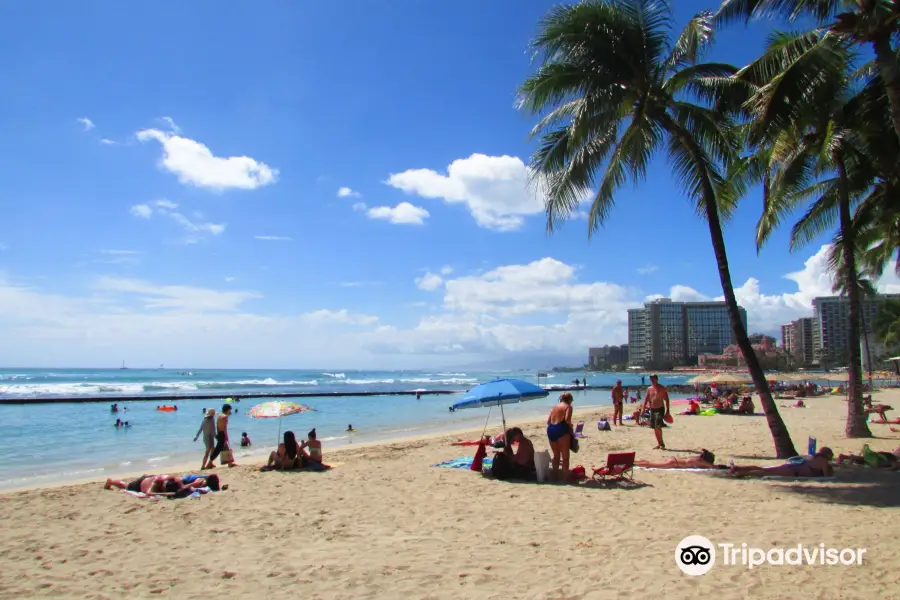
627, 298, 747, 367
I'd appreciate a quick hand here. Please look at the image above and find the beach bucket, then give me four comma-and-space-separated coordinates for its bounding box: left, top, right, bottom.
534, 450, 551, 482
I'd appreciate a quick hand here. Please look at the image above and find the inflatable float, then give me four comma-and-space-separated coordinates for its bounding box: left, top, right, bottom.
156, 406, 178, 412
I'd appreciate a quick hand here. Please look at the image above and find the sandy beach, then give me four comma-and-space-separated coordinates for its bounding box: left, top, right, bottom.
2, 391, 899, 600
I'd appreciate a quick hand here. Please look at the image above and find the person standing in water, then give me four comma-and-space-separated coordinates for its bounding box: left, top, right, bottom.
643, 375, 671, 449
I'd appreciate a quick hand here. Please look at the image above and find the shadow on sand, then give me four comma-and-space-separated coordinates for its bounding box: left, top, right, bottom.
771, 469, 900, 508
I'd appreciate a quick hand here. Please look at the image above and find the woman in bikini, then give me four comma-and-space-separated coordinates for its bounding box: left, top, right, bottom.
300, 428, 323, 465
547, 392, 574, 482
263, 430, 304, 470
635, 449, 720, 469
729, 448, 834, 477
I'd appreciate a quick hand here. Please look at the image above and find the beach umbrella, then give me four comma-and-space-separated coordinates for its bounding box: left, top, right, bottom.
248, 401, 315, 444
450, 378, 549, 434
704, 373, 752, 385
686, 374, 712, 385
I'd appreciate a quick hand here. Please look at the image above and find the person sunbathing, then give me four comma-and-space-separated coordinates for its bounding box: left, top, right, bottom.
836, 445, 900, 469
635, 449, 721, 469
104, 473, 225, 496
736, 397, 755, 415
729, 448, 834, 478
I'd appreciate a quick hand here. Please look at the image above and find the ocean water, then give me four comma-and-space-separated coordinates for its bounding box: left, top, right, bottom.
0, 368, 692, 490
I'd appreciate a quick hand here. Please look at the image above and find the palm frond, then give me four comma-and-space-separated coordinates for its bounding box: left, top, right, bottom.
714, 0, 849, 25
666, 11, 714, 69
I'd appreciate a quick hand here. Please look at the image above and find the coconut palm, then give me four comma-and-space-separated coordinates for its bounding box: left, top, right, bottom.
716, 0, 900, 144
516, 0, 797, 457
743, 30, 872, 436
830, 244, 878, 388
873, 298, 900, 351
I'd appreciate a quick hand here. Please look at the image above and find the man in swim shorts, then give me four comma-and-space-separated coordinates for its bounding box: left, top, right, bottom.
643, 375, 671, 450
611, 380, 624, 426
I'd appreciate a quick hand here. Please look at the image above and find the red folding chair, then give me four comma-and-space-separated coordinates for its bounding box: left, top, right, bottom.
592, 452, 635, 482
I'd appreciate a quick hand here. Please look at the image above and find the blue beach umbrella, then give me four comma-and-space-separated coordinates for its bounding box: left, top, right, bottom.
450, 378, 549, 434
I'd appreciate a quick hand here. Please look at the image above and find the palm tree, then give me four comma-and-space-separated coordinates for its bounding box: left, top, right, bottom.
742, 30, 872, 436
716, 0, 900, 144
516, 0, 797, 457
829, 243, 878, 389
873, 297, 900, 352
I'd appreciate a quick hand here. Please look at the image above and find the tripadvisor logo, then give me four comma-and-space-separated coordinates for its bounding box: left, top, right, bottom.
675, 536, 866, 575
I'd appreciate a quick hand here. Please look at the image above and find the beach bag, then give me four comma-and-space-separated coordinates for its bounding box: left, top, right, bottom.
570, 436, 580, 453
570, 465, 586, 481
220, 449, 234, 464
534, 450, 551, 483
490, 452, 512, 480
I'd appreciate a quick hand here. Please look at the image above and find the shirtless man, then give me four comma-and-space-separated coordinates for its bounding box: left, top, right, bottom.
105, 474, 178, 496
642, 374, 671, 449
611, 380, 625, 426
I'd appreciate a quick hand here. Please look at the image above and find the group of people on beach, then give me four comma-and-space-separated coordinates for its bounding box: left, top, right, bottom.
194, 404, 237, 470
105, 472, 227, 498
488, 373, 869, 483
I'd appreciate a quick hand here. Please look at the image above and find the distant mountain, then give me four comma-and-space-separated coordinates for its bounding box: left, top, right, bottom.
443, 352, 585, 372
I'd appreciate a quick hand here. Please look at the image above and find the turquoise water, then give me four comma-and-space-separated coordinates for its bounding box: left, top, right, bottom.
0, 368, 690, 489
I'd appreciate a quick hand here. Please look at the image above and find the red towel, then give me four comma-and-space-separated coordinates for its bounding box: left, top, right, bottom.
471, 439, 487, 471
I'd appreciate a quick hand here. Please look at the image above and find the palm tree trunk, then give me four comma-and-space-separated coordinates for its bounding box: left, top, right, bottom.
837, 157, 872, 438
872, 34, 900, 145
703, 185, 797, 458
861, 309, 873, 391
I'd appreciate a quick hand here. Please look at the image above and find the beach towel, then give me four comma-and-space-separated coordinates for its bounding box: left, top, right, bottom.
433, 457, 494, 469
122, 487, 211, 500
635, 466, 721, 473
760, 476, 837, 482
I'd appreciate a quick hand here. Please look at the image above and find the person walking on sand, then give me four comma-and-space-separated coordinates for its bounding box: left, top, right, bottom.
643, 374, 671, 450
194, 408, 217, 470
208, 404, 236, 468
611, 380, 625, 426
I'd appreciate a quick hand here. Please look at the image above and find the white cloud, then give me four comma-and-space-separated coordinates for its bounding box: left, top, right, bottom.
386, 153, 549, 231
637, 264, 659, 275
352, 202, 367, 212
440, 265, 453, 275
130, 204, 153, 219
100, 138, 116, 145
160, 116, 181, 133
365, 202, 429, 225
77, 117, 94, 131
224, 277, 236, 283
129, 201, 224, 242
7, 244, 896, 368
136, 127, 278, 191
254, 235, 292, 241
301, 309, 379, 326
416, 272, 444, 292
337, 187, 361, 198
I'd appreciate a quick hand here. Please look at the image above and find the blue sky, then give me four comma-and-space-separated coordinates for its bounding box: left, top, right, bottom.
2, 0, 899, 369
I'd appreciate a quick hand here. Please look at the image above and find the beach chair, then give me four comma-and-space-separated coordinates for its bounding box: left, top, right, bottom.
592, 452, 635, 483
573, 422, 585, 438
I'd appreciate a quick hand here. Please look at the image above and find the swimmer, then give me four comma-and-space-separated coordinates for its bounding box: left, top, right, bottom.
240, 432, 252, 448
346, 424, 355, 432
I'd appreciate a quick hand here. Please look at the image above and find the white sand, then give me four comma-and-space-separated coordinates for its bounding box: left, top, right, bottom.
1, 391, 899, 599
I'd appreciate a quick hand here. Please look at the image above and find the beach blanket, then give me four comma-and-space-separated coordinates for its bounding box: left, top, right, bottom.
635, 466, 721, 472
432, 457, 493, 469
760, 476, 837, 482
122, 487, 211, 500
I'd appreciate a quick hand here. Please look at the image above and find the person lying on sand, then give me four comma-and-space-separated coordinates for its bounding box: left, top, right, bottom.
104, 473, 226, 495
836, 445, 900, 470
729, 448, 834, 478
635, 449, 721, 469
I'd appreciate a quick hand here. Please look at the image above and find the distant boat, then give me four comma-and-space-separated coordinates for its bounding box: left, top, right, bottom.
120, 360, 128, 370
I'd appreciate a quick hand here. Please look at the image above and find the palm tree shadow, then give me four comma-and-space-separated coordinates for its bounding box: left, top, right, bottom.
770, 470, 900, 508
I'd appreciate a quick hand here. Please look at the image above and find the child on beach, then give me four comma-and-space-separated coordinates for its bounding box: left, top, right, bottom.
240, 432, 252, 447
